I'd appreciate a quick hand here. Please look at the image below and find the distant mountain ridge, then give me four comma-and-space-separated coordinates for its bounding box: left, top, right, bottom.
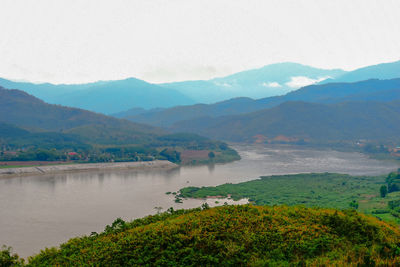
322, 60, 400, 84
122, 78, 400, 127
160, 62, 346, 103
1, 60, 399, 116
0, 77, 194, 114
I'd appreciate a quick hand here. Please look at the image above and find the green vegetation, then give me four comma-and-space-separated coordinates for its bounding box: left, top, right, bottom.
381, 185, 388, 197
0, 134, 239, 165
4, 205, 398, 266
180, 172, 400, 224
0, 246, 24, 266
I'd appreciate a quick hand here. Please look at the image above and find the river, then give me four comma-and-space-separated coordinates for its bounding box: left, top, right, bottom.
0, 144, 398, 257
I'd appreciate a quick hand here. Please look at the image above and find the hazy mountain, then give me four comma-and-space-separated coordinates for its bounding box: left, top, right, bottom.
0, 77, 195, 114
322, 60, 400, 83
160, 63, 346, 103
123, 78, 400, 127
171, 100, 400, 143
121, 97, 268, 128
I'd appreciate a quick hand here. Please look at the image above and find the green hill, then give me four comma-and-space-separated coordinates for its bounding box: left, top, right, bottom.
8, 205, 399, 266
0, 86, 161, 144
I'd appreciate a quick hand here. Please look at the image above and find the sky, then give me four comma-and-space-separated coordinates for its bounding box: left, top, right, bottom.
0, 0, 399, 84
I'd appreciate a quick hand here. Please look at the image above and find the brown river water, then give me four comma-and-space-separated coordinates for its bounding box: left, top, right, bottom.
0, 144, 399, 258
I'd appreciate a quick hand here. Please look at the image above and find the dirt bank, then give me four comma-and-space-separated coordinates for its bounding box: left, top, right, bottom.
0, 160, 178, 178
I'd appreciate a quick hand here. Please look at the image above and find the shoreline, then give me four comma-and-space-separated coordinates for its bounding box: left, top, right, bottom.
0, 160, 179, 178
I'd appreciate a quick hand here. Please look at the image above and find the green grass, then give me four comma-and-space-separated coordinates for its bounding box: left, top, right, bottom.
179, 173, 400, 224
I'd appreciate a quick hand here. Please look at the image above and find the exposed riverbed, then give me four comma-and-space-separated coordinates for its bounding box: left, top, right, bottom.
0, 144, 398, 258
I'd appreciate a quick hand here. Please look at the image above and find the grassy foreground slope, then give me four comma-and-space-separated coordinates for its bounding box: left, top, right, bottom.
17, 205, 400, 266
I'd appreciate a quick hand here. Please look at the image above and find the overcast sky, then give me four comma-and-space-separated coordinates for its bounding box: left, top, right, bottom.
1, 0, 399, 84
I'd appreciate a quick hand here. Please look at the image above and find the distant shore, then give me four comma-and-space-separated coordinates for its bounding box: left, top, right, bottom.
0, 160, 178, 178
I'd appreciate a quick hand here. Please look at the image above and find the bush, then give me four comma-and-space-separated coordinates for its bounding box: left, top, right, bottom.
27, 205, 400, 266
0, 246, 24, 267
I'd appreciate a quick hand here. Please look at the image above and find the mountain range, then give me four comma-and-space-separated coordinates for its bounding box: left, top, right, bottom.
321, 60, 400, 84
170, 100, 400, 143
0, 78, 194, 114
121, 78, 400, 127
159, 62, 346, 103
1, 60, 399, 115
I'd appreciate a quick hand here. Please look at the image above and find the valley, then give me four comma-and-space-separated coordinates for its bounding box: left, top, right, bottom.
0, 144, 398, 258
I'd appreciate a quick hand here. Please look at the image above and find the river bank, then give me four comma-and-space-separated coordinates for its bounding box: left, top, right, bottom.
0, 160, 178, 178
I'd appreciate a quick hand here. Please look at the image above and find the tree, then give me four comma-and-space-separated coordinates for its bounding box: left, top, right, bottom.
0, 246, 24, 266
349, 200, 358, 209
208, 151, 215, 159
380, 185, 388, 198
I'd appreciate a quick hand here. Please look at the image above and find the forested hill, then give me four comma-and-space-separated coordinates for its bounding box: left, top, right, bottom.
0, 86, 160, 144
171, 100, 400, 143
14, 205, 400, 266
122, 78, 400, 127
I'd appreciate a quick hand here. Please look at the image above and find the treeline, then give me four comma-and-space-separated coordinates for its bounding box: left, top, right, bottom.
0, 133, 237, 164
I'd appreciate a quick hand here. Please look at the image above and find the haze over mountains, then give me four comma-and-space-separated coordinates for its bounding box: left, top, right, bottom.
1, 60, 399, 116
321, 60, 400, 84
159, 62, 346, 103
0, 77, 194, 114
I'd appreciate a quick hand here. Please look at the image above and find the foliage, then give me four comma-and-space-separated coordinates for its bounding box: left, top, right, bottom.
26, 205, 400, 266
386, 171, 400, 193
381, 185, 388, 198
0, 246, 24, 266
179, 173, 400, 224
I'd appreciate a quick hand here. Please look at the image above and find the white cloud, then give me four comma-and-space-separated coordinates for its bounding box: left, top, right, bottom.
262, 82, 282, 88
285, 76, 330, 88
